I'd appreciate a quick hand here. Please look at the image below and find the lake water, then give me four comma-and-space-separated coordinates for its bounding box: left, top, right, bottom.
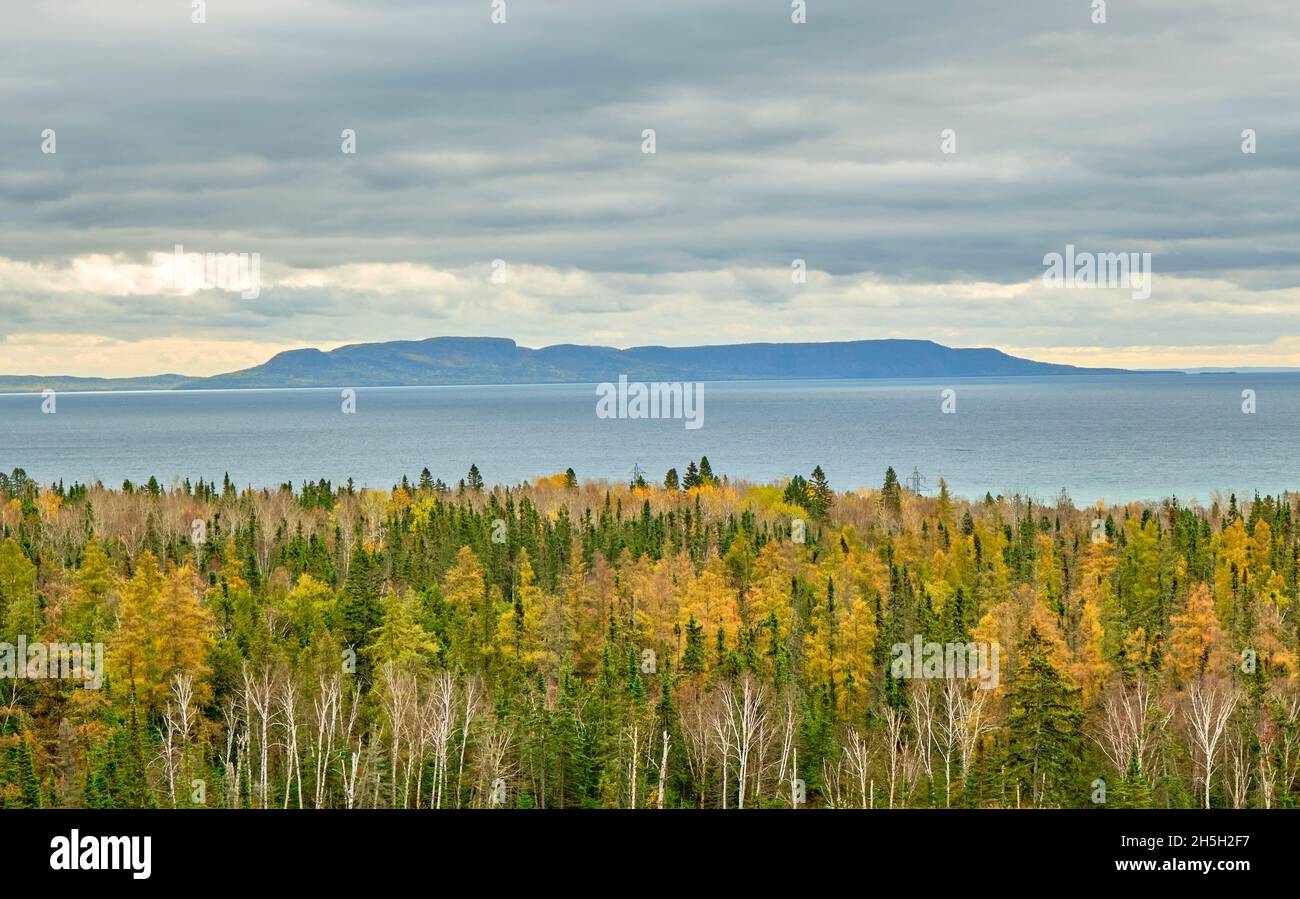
1, 374, 1295, 503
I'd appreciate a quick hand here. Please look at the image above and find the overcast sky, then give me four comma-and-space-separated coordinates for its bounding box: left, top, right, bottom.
2, 0, 1299, 377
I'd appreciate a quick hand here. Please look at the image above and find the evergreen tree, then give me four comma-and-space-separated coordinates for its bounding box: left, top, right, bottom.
682, 615, 706, 673
466, 464, 485, 492
336, 545, 385, 681
881, 467, 903, 519
682, 461, 701, 490
1006, 625, 1085, 806
1111, 755, 1154, 809
698, 456, 715, 486
809, 466, 833, 519
783, 475, 812, 511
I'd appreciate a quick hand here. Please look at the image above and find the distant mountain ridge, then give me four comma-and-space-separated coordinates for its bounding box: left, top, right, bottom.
0, 337, 1131, 392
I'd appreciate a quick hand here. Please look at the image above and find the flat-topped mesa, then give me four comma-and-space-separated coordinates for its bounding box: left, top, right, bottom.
0, 336, 1134, 392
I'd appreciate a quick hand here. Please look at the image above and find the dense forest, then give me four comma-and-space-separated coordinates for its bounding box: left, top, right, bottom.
0, 461, 1296, 810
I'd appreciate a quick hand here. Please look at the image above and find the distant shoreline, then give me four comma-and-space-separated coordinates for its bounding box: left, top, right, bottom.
0, 370, 1208, 398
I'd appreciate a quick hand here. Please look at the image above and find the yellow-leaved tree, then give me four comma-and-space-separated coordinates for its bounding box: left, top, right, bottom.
677, 554, 738, 648
154, 562, 215, 704
1168, 582, 1224, 684
108, 555, 213, 710
369, 587, 438, 673
67, 537, 116, 641
1212, 519, 1248, 625
0, 537, 40, 643
496, 548, 546, 673
443, 546, 486, 669
1071, 598, 1109, 707
836, 586, 877, 720
108, 551, 165, 706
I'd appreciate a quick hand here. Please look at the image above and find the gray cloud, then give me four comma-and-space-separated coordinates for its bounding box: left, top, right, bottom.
2, 0, 1299, 372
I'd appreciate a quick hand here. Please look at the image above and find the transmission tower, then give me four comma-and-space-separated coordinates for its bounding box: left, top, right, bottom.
907, 466, 928, 495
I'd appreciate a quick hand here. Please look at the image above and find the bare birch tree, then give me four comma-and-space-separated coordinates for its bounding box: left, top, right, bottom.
242, 663, 275, 809
455, 676, 483, 808
1092, 676, 1167, 779
656, 729, 670, 809
423, 670, 456, 809
842, 727, 874, 809
678, 686, 712, 809
278, 674, 304, 808
881, 704, 906, 809
1182, 675, 1241, 809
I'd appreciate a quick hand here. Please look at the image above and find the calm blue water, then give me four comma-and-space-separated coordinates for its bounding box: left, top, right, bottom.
0, 375, 1294, 503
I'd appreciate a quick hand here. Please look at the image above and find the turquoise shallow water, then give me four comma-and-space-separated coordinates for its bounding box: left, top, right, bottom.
1, 374, 1295, 503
